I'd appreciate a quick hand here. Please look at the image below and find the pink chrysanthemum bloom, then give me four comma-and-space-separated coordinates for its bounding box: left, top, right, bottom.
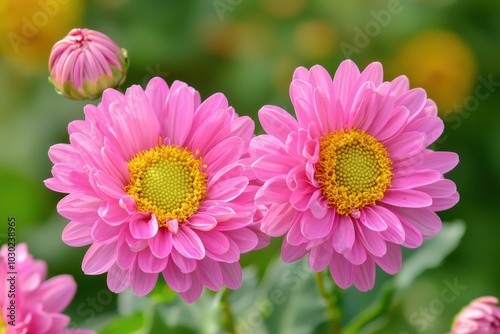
451, 297, 500, 334
45, 78, 269, 303
250, 60, 459, 291
49, 28, 128, 100
0, 243, 95, 334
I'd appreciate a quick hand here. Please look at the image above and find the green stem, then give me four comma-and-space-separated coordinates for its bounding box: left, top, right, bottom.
342, 282, 395, 334
221, 288, 237, 334
315, 272, 342, 334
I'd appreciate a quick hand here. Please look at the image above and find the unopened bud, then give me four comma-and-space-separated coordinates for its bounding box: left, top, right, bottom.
48, 28, 128, 100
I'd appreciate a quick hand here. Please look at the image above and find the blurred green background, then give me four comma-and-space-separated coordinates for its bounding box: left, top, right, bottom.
1, 0, 499, 333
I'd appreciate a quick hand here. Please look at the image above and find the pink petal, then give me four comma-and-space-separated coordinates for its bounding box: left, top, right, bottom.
179, 274, 203, 303
416, 151, 459, 174
203, 136, 244, 175
372, 206, 405, 244
129, 260, 158, 296
57, 194, 102, 224
163, 262, 193, 293
396, 88, 427, 118
344, 236, 367, 265
391, 169, 442, 189
97, 200, 130, 226
330, 252, 356, 289
374, 242, 402, 274
198, 258, 223, 290
281, 241, 308, 263
170, 248, 197, 273
225, 228, 258, 253
145, 77, 169, 120
172, 227, 205, 260
82, 242, 117, 275
259, 105, 299, 143
333, 60, 360, 111
138, 248, 168, 273
261, 203, 296, 237
353, 258, 376, 291
286, 217, 308, 246
252, 154, 297, 181
116, 235, 136, 270
300, 209, 334, 240
250, 134, 285, 157
32, 275, 76, 312
308, 242, 333, 271
397, 208, 442, 238
332, 214, 355, 253
62, 221, 94, 247
191, 92, 227, 130
400, 218, 424, 248
385, 131, 426, 161
431, 192, 459, 211
113, 85, 160, 158
129, 214, 158, 239
164, 85, 195, 146
416, 179, 457, 198
148, 228, 173, 258
188, 214, 218, 231
309, 65, 335, 97
381, 189, 432, 208
207, 176, 248, 202
357, 225, 387, 257
91, 220, 121, 243
107, 263, 129, 293
197, 230, 230, 255
89, 170, 125, 199
255, 175, 291, 205
372, 106, 409, 142
360, 207, 388, 231
220, 262, 242, 289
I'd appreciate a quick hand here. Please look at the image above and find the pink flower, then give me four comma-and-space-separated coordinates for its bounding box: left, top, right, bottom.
250, 60, 459, 291
451, 296, 500, 333
45, 78, 269, 303
48, 28, 128, 100
0, 243, 95, 334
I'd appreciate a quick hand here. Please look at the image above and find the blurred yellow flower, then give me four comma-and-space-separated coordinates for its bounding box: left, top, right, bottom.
393, 29, 477, 114
293, 20, 337, 60
0, 0, 85, 74
260, 0, 307, 18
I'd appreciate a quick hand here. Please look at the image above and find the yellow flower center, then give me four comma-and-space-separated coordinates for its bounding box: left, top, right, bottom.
315, 129, 393, 216
125, 143, 207, 227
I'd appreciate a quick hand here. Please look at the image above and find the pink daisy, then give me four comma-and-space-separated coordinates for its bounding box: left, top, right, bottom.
45, 78, 269, 303
451, 296, 500, 333
251, 60, 459, 291
0, 243, 95, 334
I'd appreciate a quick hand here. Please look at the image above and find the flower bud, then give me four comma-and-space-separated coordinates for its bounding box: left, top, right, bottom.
48, 28, 128, 100
451, 296, 500, 333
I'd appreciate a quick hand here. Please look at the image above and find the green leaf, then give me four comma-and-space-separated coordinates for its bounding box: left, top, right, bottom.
230, 259, 329, 334
395, 220, 466, 291
99, 312, 146, 334
343, 220, 466, 334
